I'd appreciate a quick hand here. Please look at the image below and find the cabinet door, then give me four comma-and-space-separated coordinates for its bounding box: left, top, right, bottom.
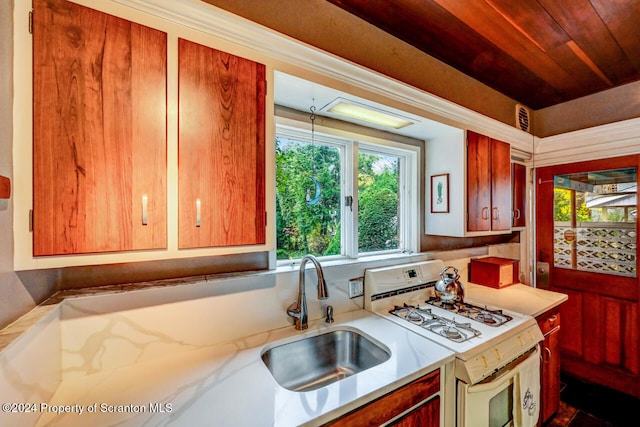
511, 162, 526, 228
541, 327, 561, 423
490, 139, 511, 231
324, 369, 440, 426
467, 131, 492, 231
33, 0, 167, 256
537, 309, 561, 424
178, 39, 266, 249
388, 396, 439, 427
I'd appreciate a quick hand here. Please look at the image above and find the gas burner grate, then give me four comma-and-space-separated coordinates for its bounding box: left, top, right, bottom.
389, 303, 481, 343
389, 303, 436, 324
426, 319, 481, 343
425, 297, 512, 327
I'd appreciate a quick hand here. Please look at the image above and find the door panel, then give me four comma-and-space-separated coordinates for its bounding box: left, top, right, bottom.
557, 289, 582, 356
603, 297, 638, 374
178, 38, 266, 248
33, 0, 167, 255
536, 155, 640, 398
490, 139, 511, 230
467, 131, 491, 231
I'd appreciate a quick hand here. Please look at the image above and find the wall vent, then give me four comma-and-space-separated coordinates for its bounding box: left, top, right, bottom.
515, 104, 531, 133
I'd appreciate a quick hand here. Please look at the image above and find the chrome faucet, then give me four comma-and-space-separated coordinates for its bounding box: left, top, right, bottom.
287, 254, 329, 330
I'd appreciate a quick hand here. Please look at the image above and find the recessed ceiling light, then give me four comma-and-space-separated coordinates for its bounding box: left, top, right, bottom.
323, 98, 414, 129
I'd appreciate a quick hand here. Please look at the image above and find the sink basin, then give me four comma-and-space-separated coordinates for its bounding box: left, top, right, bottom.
261, 327, 391, 392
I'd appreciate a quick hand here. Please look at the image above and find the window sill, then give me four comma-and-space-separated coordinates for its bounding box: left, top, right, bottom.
275, 251, 424, 275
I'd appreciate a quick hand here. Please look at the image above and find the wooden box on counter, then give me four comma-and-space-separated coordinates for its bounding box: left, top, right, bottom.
470, 257, 519, 288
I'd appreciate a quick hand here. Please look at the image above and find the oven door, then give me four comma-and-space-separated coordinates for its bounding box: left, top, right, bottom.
457, 346, 540, 427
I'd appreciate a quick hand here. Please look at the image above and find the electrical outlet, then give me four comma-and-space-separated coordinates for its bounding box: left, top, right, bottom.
348, 277, 364, 298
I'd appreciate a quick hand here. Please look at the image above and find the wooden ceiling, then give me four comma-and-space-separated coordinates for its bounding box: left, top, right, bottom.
326, 0, 640, 110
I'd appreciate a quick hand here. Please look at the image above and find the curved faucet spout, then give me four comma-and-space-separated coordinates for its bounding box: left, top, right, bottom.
287, 254, 329, 330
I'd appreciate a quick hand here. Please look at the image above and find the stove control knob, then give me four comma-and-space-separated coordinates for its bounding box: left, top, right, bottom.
481, 355, 489, 368
518, 336, 524, 346
494, 349, 502, 360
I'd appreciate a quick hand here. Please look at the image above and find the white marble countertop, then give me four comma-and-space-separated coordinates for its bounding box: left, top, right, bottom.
463, 283, 568, 318
34, 310, 454, 427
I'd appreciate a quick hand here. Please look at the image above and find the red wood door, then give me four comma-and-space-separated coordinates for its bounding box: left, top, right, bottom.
467, 131, 492, 231
178, 39, 266, 249
490, 139, 511, 230
33, 0, 167, 256
536, 156, 640, 398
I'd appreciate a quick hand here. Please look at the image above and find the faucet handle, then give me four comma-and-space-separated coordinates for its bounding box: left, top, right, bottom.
325, 305, 334, 323
287, 301, 300, 318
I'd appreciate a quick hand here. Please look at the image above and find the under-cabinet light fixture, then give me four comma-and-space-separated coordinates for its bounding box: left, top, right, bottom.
323, 98, 414, 129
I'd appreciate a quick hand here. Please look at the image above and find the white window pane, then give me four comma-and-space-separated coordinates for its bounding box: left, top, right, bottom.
553, 168, 637, 277
358, 151, 400, 253
275, 137, 342, 260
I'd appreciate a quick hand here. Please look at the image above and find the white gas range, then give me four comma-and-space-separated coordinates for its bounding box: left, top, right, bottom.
365, 260, 544, 427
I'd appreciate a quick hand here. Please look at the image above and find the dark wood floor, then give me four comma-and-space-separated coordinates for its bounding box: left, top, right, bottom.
544, 373, 639, 427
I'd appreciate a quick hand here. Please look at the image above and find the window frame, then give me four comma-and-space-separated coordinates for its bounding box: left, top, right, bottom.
275, 123, 419, 264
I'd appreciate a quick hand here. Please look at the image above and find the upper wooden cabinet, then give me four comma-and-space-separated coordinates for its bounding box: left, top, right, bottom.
29, 1, 268, 265
32, 0, 167, 256
425, 129, 513, 237
511, 162, 526, 228
178, 39, 266, 249
467, 131, 511, 232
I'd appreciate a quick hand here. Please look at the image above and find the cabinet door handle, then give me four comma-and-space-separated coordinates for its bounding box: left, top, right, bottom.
548, 314, 557, 327
482, 207, 489, 220
142, 194, 148, 225
196, 198, 201, 227
513, 208, 521, 220
544, 347, 552, 362
492, 207, 499, 220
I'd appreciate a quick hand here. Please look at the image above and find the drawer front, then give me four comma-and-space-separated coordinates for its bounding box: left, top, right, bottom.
325, 369, 440, 426
537, 309, 560, 335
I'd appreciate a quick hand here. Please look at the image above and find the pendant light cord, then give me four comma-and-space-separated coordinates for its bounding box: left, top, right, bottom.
310, 101, 316, 175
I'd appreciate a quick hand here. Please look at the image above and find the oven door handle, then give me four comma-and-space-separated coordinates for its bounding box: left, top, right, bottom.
465, 367, 516, 394
465, 346, 540, 394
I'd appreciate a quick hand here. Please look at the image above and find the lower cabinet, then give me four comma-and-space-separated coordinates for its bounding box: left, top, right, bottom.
537, 307, 561, 425
388, 396, 439, 427
324, 369, 440, 427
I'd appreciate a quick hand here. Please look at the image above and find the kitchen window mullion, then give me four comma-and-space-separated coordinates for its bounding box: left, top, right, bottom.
343, 141, 359, 258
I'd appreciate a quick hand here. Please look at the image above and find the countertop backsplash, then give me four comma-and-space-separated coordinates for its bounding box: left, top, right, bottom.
0, 244, 517, 425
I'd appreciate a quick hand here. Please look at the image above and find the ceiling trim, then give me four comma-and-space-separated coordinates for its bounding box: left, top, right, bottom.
533, 117, 640, 167
116, 0, 535, 151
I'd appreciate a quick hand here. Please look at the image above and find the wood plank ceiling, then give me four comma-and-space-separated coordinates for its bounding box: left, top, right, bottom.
326, 0, 640, 110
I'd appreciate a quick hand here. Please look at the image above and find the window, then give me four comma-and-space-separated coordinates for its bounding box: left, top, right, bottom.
553, 168, 637, 277
358, 150, 400, 253
275, 125, 418, 261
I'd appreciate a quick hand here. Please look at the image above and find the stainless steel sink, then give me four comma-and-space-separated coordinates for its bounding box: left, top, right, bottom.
261, 327, 391, 392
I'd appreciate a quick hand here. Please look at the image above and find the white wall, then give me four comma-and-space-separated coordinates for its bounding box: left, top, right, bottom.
0, 0, 46, 329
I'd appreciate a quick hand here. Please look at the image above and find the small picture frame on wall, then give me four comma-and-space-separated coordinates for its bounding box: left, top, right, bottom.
430, 173, 449, 213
